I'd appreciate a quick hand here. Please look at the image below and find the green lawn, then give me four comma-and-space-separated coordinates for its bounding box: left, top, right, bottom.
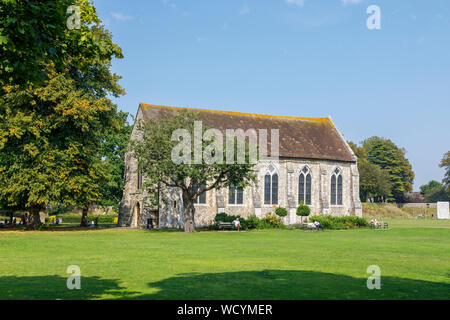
0, 219, 449, 300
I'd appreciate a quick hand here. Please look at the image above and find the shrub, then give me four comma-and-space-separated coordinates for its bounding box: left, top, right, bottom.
56, 214, 118, 224
243, 216, 260, 229
309, 216, 369, 230
296, 202, 311, 222
260, 215, 283, 228
214, 213, 230, 223
275, 207, 288, 217
213, 213, 285, 230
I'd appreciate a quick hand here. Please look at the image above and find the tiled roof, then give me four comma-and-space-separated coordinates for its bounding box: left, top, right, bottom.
138, 103, 356, 163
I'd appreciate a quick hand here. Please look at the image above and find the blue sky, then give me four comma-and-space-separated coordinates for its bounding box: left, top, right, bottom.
94, 0, 450, 190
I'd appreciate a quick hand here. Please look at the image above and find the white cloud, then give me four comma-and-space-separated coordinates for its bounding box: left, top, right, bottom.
239, 4, 250, 15
341, 0, 363, 5
110, 12, 133, 21
285, 0, 305, 7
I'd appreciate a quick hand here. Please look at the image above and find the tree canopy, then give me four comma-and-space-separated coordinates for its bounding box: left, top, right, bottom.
0, 0, 124, 228
419, 180, 449, 203
362, 137, 414, 203
440, 151, 450, 195
349, 137, 414, 203
0, 0, 123, 88
98, 111, 132, 208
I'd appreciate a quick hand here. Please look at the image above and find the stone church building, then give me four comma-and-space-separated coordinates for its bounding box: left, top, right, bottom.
118, 104, 362, 229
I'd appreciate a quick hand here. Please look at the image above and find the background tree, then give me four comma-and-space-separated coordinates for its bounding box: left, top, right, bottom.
440, 151, 450, 195
362, 137, 414, 203
420, 180, 449, 203
420, 180, 442, 197
98, 111, 132, 209
348, 141, 392, 202
130, 110, 256, 233
0, 1, 124, 229
358, 161, 392, 202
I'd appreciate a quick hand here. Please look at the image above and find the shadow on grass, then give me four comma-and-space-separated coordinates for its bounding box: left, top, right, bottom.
128, 270, 450, 300
0, 225, 119, 233
2, 270, 448, 300
0, 275, 133, 300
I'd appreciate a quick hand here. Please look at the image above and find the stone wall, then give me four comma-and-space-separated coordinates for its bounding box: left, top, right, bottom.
119, 155, 362, 229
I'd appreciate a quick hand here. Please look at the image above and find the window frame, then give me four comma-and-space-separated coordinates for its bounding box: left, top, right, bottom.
264, 172, 279, 206
137, 169, 143, 191
298, 166, 312, 205
330, 168, 343, 206
228, 184, 244, 206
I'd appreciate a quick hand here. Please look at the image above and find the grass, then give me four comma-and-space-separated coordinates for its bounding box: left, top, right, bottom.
0, 219, 449, 300
362, 203, 437, 219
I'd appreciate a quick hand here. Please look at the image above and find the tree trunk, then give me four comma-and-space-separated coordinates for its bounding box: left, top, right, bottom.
183, 193, 196, 233
80, 207, 89, 227
27, 206, 42, 230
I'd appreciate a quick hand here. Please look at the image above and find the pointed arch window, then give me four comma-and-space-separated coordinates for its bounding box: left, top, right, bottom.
264, 173, 278, 205
299, 166, 312, 205
229, 184, 244, 205
137, 169, 143, 191
331, 168, 343, 205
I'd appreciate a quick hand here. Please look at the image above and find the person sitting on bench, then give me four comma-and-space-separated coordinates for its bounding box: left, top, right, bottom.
232, 218, 241, 232
314, 221, 324, 231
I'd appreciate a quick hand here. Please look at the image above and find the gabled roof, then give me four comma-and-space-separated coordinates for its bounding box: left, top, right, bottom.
138, 103, 356, 163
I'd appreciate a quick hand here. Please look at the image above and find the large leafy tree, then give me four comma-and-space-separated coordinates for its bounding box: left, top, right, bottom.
362, 137, 414, 203
0, 0, 124, 229
130, 110, 257, 233
440, 151, 450, 195
348, 141, 392, 202
0, 0, 121, 88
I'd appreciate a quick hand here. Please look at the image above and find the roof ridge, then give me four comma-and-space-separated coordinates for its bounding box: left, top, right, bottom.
140, 103, 333, 125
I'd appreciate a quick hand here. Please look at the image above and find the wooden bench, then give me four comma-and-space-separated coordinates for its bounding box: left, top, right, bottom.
218, 221, 235, 231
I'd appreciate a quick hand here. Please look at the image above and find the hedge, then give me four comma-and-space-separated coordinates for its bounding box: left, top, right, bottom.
214, 213, 284, 230
56, 214, 118, 224
309, 216, 369, 230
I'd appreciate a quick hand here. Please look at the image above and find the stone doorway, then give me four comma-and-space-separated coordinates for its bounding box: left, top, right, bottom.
147, 209, 159, 229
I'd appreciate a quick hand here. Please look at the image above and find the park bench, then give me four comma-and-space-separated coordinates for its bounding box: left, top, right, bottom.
300, 223, 323, 231
218, 221, 235, 231
371, 221, 389, 230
